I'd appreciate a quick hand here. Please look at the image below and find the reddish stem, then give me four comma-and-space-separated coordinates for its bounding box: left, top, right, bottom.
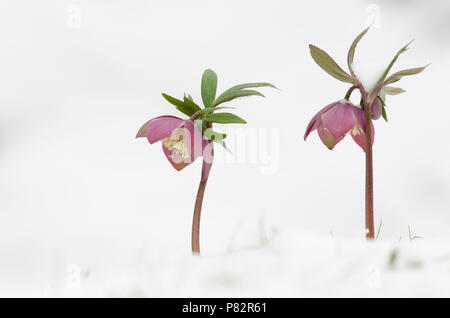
191, 122, 213, 255
344, 85, 357, 100
192, 177, 208, 254
363, 101, 375, 240
354, 82, 375, 240
347, 79, 376, 240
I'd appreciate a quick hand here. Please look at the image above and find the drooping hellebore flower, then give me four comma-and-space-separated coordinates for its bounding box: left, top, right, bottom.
136, 115, 213, 181
306, 26, 426, 239
304, 99, 374, 151
136, 69, 275, 255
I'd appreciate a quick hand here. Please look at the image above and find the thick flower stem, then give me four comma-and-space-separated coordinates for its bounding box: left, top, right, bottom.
363, 101, 375, 240
192, 176, 208, 254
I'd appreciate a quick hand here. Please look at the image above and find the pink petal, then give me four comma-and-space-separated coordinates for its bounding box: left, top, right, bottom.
139, 115, 214, 176
304, 102, 338, 140
136, 120, 151, 138
320, 102, 358, 141
371, 98, 382, 120
162, 143, 190, 171
144, 115, 185, 144
351, 108, 375, 152
201, 141, 214, 181
183, 120, 205, 161
160, 119, 207, 172
317, 124, 337, 150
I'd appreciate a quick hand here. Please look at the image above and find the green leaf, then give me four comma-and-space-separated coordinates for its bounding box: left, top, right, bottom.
203, 128, 231, 152
381, 105, 388, 122
347, 26, 371, 77
384, 65, 428, 85
162, 93, 184, 108
214, 89, 264, 107
214, 82, 276, 107
371, 41, 413, 95
203, 112, 247, 124
223, 82, 277, 91
201, 69, 218, 107
384, 86, 406, 95
183, 95, 202, 111
199, 106, 234, 116
378, 96, 388, 122
203, 129, 227, 141
309, 45, 353, 83
162, 93, 200, 117
212, 132, 227, 141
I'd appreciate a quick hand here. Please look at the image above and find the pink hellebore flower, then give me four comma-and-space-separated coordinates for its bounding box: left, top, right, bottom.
136, 115, 213, 181
304, 100, 374, 151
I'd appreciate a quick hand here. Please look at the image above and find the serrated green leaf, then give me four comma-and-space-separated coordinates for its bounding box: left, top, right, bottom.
371, 41, 413, 95
162, 93, 200, 117
347, 26, 371, 77
201, 69, 218, 107
214, 89, 264, 107
204, 112, 247, 124
309, 45, 353, 83
384, 65, 428, 85
384, 86, 406, 95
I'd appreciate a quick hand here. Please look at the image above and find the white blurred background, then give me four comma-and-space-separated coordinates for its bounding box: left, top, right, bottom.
0, 0, 449, 296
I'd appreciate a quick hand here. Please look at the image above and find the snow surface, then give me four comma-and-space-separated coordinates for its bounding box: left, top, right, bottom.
2, 230, 450, 297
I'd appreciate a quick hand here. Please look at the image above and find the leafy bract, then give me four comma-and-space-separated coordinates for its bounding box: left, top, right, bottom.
199, 106, 234, 117
384, 65, 428, 85
383, 86, 406, 95
347, 26, 371, 78
203, 112, 247, 124
370, 41, 413, 95
223, 83, 277, 91
309, 45, 353, 83
162, 93, 201, 117
214, 89, 265, 107
201, 69, 218, 107
378, 96, 388, 122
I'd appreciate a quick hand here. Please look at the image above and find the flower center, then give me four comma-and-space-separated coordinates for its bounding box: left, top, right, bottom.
162, 128, 190, 161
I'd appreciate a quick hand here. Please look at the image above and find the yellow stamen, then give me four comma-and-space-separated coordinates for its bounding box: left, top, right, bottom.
351, 125, 363, 136
162, 128, 190, 161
